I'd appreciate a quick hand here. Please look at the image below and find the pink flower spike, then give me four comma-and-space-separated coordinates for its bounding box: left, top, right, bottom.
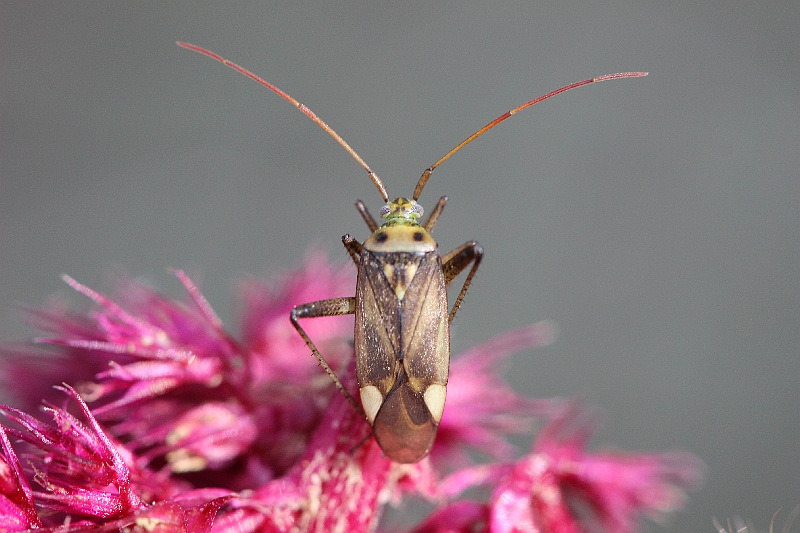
60, 274, 168, 349
436, 463, 512, 500
171, 269, 226, 331
1, 385, 148, 520
410, 500, 489, 533
91, 495, 234, 533
0, 252, 703, 530
0, 425, 41, 530
163, 402, 258, 473
53, 271, 239, 369
56, 384, 143, 510
489, 404, 704, 533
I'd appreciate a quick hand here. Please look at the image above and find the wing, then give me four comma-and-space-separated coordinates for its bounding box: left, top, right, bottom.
399, 252, 450, 390
354, 251, 449, 394
354, 250, 403, 395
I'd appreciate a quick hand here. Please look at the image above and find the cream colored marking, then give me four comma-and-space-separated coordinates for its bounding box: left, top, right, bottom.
383, 264, 395, 284
395, 284, 407, 301
403, 263, 418, 285
360, 385, 384, 424
423, 383, 447, 423
387, 263, 420, 301
384, 262, 406, 300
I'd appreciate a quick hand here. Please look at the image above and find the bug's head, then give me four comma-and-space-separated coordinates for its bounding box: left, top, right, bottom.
379, 197, 424, 227
363, 197, 437, 252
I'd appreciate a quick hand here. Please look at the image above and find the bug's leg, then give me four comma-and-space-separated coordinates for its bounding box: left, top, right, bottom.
342, 234, 363, 267
290, 297, 363, 414
422, 196, 448, 232
441, 241, 484, 322
355, 200, 379, 232
348, 427, 376, 455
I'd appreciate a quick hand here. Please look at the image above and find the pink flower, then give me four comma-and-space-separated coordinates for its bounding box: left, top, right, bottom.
487, 405, 702, 533
0, 254, 702, 531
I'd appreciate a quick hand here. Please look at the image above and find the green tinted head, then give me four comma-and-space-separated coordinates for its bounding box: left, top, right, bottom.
379, 198, 424, 227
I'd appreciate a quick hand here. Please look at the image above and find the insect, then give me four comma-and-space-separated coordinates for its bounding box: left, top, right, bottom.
178, 42, 646, 463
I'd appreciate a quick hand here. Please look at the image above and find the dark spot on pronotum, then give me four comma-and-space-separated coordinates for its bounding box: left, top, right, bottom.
376, 232, 388, 243
413, 232, 424, 242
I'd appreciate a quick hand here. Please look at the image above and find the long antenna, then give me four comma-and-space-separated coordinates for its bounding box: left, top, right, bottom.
177, 42, 390, 203
412, 71, 648, 201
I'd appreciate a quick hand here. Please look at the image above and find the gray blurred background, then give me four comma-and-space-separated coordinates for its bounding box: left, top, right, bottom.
1, 2, 798, 531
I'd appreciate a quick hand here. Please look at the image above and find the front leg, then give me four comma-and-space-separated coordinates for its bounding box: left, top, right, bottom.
290, 297, 362, 413
441, 241, 484, 322
342, 234, 363, 267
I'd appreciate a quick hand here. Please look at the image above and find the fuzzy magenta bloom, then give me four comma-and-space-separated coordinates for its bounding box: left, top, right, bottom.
0, 255, 702, 531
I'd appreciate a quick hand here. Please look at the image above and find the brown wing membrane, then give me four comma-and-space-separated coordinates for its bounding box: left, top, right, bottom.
355, 251, 449, 393
354, 251, 402, 395
372, 373, 438, 463
399, 253, 449, 390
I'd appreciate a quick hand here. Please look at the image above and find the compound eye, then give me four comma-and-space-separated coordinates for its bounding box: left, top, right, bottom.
410, 202, 424, 217
379, 204, 391, 217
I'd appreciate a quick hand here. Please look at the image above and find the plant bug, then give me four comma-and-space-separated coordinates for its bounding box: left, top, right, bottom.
178, 42, 646, 463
